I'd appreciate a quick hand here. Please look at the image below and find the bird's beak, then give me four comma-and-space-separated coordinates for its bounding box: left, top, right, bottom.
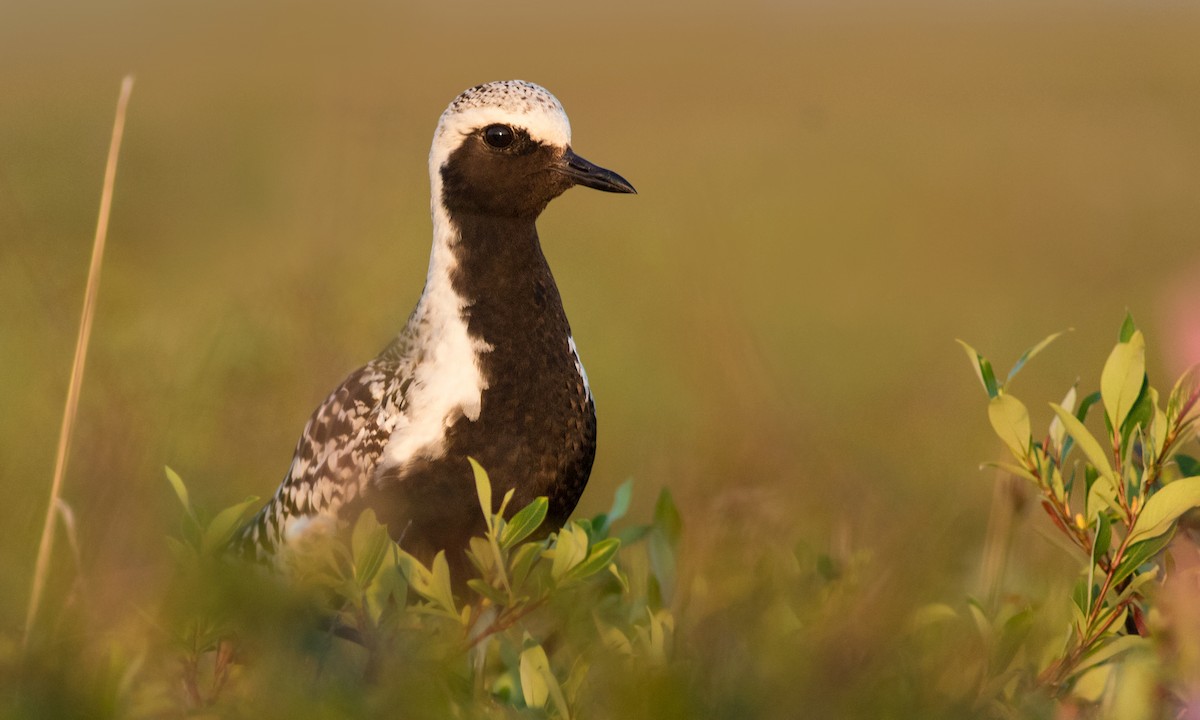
555, 147, 637, 194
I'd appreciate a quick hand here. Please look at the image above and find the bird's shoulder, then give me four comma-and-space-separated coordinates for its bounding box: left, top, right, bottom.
278, 349, 416, 502
235, 341, 422, 557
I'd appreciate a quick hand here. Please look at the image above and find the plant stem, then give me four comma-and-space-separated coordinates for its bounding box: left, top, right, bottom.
23, 75, 134, 650
463, 598, 548, 651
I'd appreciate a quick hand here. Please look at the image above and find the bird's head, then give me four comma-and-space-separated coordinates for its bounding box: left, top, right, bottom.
430, 80, 635, 220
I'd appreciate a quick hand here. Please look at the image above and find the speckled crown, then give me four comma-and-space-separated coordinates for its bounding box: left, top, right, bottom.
444, 80, 565, 117
430, 80, 573, 172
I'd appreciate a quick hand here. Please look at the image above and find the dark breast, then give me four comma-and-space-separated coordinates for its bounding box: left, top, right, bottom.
368, 212, 596, 573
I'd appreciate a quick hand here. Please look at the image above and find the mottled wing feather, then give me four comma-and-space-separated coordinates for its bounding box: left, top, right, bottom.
236, 354, 410, 559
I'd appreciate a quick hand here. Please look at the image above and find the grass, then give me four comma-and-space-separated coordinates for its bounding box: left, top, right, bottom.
23, 75, 134, 650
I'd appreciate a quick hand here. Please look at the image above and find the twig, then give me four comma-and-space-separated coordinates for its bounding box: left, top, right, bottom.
463, 597, 549, 652
23, 75, 134, 649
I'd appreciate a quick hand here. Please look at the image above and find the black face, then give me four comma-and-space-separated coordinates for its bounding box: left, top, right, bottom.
439, 125, 574, 219
439, 124, 635, 220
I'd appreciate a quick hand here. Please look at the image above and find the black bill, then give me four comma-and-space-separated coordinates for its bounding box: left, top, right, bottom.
555, 148, 637, 194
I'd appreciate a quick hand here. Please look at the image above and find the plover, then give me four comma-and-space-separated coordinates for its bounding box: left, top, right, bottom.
236, 80, 635, 576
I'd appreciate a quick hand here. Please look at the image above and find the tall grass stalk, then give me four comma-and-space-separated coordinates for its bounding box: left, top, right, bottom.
23, 75, 135, 649
979, 471, 1018, 609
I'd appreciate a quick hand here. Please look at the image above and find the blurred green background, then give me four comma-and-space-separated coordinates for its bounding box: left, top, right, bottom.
2, 0, 1198, 651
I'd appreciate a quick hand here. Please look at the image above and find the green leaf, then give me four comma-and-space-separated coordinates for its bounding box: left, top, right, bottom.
1127, 476, 1200, 544
561, 537, 620, 585
1071, 577, 1090, 616
654, 488, 682, 546
609, 479, 634, 524
467, 578, 506, 605
1072, 635, 1149, 679
519, 644, 551, 709
164, 466, 190, 511
1101, 330, 1146, 431
1113, 532, 1174, 585
398, 549, 433, 589
1072, 663, 1114, 703
1177, 455, 1200, 478
1095, 605, 1128, 643
1119, 381, 1154, 443
466, 536, 492, 575
907, 603, 959, 631
957, 339, 1000, 399
365, 552, 406, 619
1006, 330, 1068, 386
1092, 513, 1111, 565
648, 528, 677, 604
981, 461, 1039, 486
519, 642, 570, 716
1049, 385, 1078, 453
1118, 312, 1137, 343
352, 509, 390, 587
993, 608, 1034, 674
1087, 474, 1119, 524
1150, 391, 1169, 460
616, 524, 651, 546
562, 656, 590, 706
469, 457, 493, 534
1063, 391, 1103, 463
642, 608, 674, 663
989, 393, 1031, 458
200, 496, 259, 556
965, 597, 991, 645
509, 541, 543, 591
501, 497, 548, 549
427, 550, 459, 619
1077, 390, 1103, 422
1050, 404, 1116, 483
497, 487, 515, 519
1166, 364, 1200, 427
1049, 466, 1066, 504
1114, 566, 1159, 607
551, 524, 588, 581
608, 562, 630, 593
594, 479, 634, 535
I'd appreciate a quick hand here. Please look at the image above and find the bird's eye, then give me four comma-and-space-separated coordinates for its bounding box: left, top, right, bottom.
483, 124, 515, 149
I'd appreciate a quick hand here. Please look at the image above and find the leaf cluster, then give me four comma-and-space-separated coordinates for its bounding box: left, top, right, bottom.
957, 314, 1200, 714
153, 462, 681, 718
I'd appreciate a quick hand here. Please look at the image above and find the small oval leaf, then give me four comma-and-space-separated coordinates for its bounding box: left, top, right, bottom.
501, 497, 549, 549
469, 457, 493, 534
988, 393, 1031, 458
352, 510, 391, 587
164, 466, 190, 511
201, 496, 259, 556
519, 645, 551, 709
551, 524, 588, 581
1086, 475, 1120, 524
1113, 532, 1174, 585
1127, 476, 1200, 545
562, 538, 621, 585
1101, 330, 1146, 431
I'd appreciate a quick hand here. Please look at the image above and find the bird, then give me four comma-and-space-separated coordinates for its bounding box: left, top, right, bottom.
234, 80, 635, 579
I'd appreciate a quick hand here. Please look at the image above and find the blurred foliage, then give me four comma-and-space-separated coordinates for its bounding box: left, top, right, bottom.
953, 316, 1200, 717
4, 322, 1200, 715
4, 0, 1200, 717
147, 464, 679, 719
